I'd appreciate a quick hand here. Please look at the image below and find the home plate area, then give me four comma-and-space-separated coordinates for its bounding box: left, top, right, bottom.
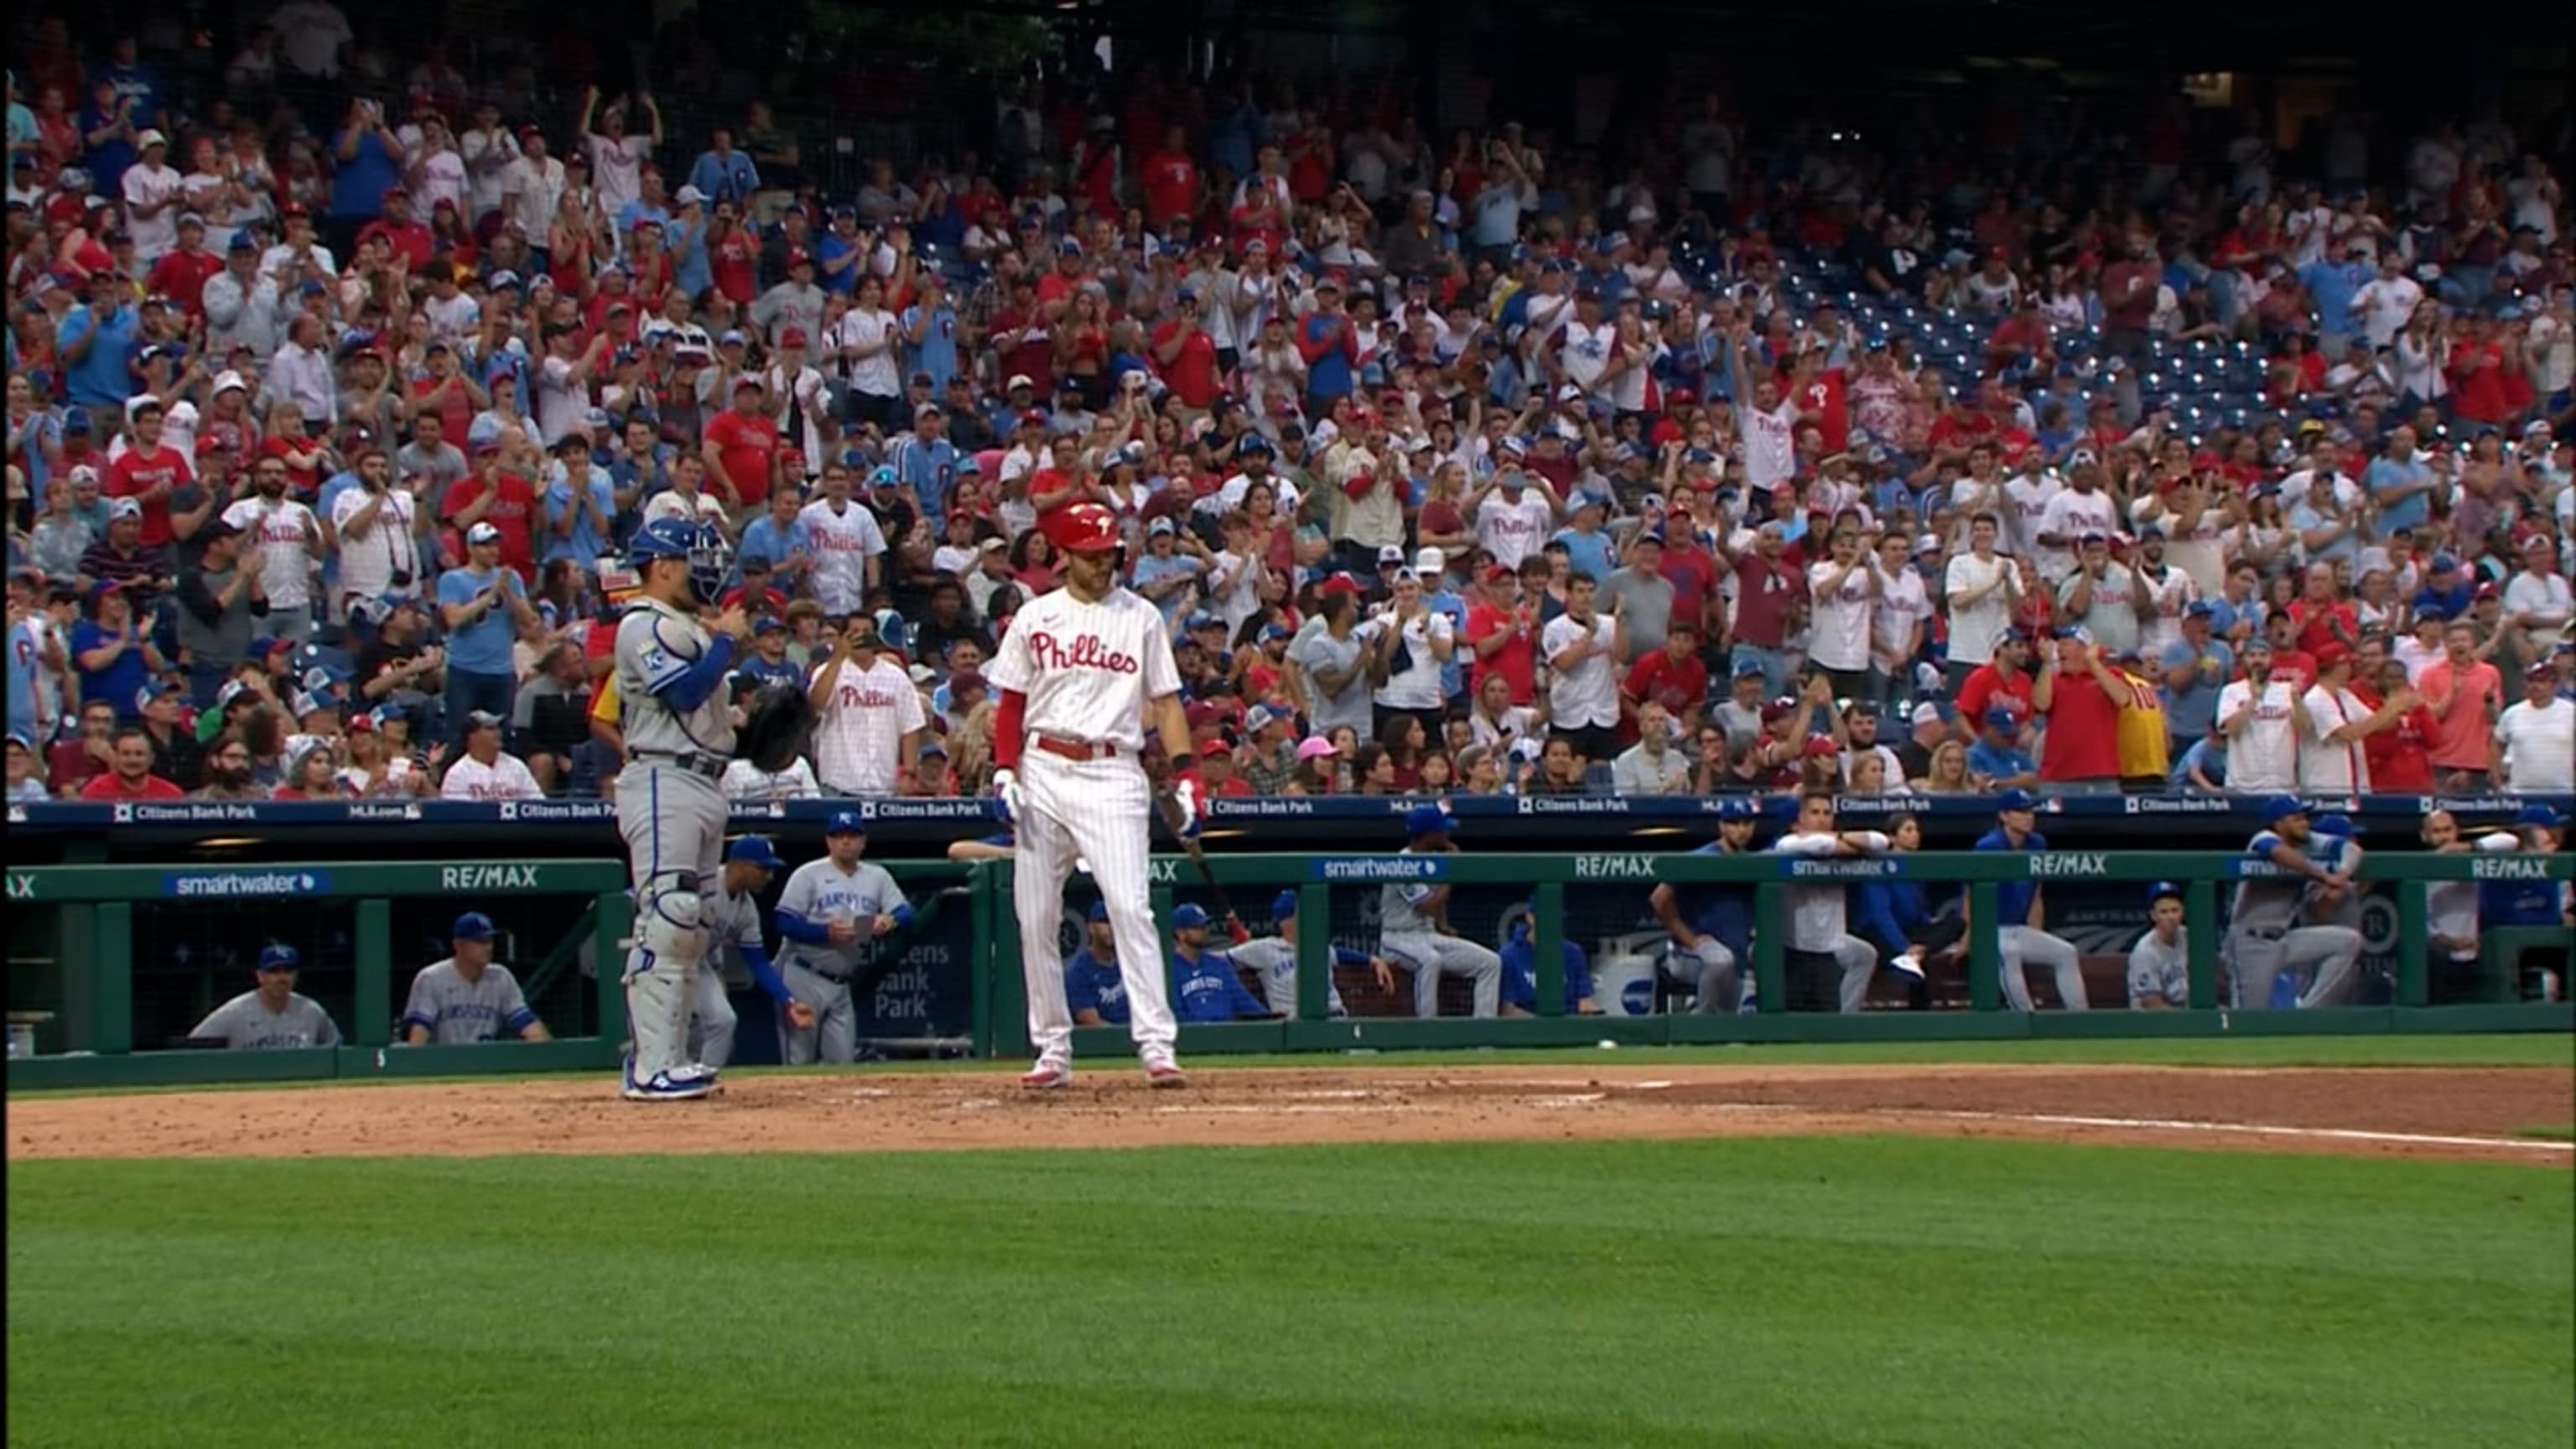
10, 1063, 2569, 1166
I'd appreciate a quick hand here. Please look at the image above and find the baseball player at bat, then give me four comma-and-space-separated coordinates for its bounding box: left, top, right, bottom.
771, 810, 912, 1063
683, 834, 809, 1072
1376, 803, 1503, 1018
611, 516, 746, 1102
989, 501, 1202, 1089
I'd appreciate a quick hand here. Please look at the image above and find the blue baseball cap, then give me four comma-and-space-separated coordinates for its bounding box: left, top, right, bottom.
1984, 708, 2019, 731
1716, 797, 1759, 822
1994, 788, 2039, 812
1732, 659, 1767, 678
2513, 804, 2568, 829
2314, 813, 2361, 839
825, 809, 867, 836
257, 943, 300, 971
1405, 802, 1457, 837
2260, 794, 2307, 825
727, 835, 784, 869
1085, 901, 1109, 922
452, 911, 497, 942
754, 615, 785, 635
1171, 903, 1211, 930
2147, 880, 2184, 905
1270, 889, 1299, 922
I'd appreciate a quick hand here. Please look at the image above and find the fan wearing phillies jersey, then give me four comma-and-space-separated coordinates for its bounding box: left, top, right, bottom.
805, 616, 922, 795
989, 501, 1201, 1090
798, 465, 890, 618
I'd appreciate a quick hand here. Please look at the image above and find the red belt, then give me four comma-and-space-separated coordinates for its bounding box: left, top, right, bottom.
1034, 735, 1124, 761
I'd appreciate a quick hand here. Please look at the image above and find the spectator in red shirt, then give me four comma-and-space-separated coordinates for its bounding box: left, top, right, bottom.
2288, 561, 2358, 657
2032, 630, 2130, 792
701, 375, 781, 509
143, 214, 223, 320
79, 727, 185, 801
1954, 630, 2036, 739
1140, 127, 1199, 228
356, 187, 435, 272
47, 700, 118, 797
1464, 564, 1540, 706
1621, 619, 1710, 735
1150, 291, 1222, 413
446, 436, 542, 581
1723, 522, 1799, 695
104, 397, 192, 550
2358, 657, 2438, 792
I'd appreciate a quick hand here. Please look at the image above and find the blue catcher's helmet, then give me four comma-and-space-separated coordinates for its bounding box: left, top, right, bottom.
626, 517, 731, 604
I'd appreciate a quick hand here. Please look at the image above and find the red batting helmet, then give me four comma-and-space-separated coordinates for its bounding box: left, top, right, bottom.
1046, 501, 1123, 554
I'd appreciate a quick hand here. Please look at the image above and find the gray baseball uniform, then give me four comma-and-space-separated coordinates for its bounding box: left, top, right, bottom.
191, 991, 343, 1050
2227, 828, 2363, 1009
614, 595, 740, 1083
685, 882, 770, 1070
2127, 928, 2189, 1009
1225, 936, 1348, 1018
402, 959, 538, 1043
1378, 851, 1500, 1018
773, 857, 910, 1064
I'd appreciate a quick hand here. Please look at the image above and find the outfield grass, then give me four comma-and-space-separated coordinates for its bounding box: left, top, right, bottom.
9, 1139, 2570, 1449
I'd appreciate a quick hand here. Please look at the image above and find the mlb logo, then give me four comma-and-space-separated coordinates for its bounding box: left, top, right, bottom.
499, 802, 519, 821
1517, 796, 1534, 816
112, 804, 134, 823
860, 800, 879, 820
2125, 797, 2142, 815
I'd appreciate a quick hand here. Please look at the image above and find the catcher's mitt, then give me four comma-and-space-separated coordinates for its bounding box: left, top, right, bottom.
736, 682, 817, 774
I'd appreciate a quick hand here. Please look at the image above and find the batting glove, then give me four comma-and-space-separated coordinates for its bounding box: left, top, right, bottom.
1171, 771, 1203, 839
992, 768, 1023, 825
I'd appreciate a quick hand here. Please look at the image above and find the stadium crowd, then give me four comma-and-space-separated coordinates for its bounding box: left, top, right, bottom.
6, 14, 2574, 809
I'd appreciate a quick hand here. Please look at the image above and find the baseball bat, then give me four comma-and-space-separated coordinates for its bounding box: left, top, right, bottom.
1153, 789, 1252, 944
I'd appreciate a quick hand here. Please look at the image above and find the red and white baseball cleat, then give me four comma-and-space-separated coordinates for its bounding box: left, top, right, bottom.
1145, 1062, 1189, 1089
1019, 1060, 1072, 1091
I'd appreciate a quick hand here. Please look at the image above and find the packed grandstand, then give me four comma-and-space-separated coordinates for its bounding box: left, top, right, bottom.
6, 10, 2573, 811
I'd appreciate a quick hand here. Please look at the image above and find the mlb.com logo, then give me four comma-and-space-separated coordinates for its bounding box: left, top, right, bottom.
1516, 797, 1534, 816
499, 802, 518, 821
860, 800, 880, 821
113, 804, 135, 823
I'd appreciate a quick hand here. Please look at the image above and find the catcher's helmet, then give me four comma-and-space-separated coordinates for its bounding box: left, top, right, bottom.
626, 517, 731, 605
1046, 501, 1122, 554
735, 682, 818, 775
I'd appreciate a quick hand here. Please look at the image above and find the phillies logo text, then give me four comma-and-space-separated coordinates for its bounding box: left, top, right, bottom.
1026, 631, 1140, 673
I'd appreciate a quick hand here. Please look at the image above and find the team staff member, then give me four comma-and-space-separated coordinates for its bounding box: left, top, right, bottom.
771, 811, 911, 1065
1223, 890, 1394, 1018
2127, 883, 2191, 1010
1498, 901, 1602, 1016
402, 912, 551, 1044
1651, 797, 1760, 1014
2226, 796, 2365, 1010
1969, 789, 2091, 1011
1768, 792, 1891, 1014
189, 944, 343, 1050
1376, 803, 1503, 1018
684, 834, 813, 1073
1166, 905, 1273, 1023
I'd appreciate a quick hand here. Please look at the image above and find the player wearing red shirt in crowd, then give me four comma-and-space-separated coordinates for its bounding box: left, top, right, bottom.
1464, 564, 1540, 706
1621, 620, 1709, 736
144, 215, 224, 320
1955, 630, 2036, 734
701, 375, 782, 509
105, 398, 192, 549
1150, 292, 1221, 411
79, 730, 184, 801
356, 187, 435, 272
1140, 127, 1199, 228
446, 436, 542, 581
2032, 630, 2130, 788
2356, 658, 2438, 792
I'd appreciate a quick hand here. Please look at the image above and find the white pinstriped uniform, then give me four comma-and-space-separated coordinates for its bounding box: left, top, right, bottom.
989, 584, 1182, 1068
808, 652, 923, 795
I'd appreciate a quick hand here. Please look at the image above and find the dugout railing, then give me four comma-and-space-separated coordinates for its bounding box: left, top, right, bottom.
10, 851, 2568, 1089
997, 849, 2576, 1062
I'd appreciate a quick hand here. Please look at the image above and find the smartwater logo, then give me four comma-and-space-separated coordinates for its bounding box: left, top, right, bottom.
164, 870, 331, 899
1316, 857, 1449, 883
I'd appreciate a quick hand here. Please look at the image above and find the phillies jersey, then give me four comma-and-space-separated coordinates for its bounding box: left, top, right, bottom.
988, 586, 1182, 752
810, 652, 924, 795
798, 497, 889, 617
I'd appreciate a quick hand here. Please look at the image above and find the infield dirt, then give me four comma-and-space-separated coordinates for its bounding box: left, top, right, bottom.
11, 1063, 2572, 1165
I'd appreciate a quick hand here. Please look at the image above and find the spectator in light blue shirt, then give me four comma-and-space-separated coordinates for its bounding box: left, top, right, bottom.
735, 486, 814, 596
57, 283, 141, 418
685, 131, 761, 207
543, 442, 616, 568
2156, 602, 2234, 745
2302, 242, 2374, 353
666, 191, 712, 301
2362, 425, 2436, 535
2286, 472, 2360, 569
903, 277, 961, 392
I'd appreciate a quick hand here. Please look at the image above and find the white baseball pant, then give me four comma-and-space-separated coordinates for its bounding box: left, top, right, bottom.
1998, 925, 2090, 1011
1671, 937, 1741, 1014
778, 960, 860, 1064
1380, 932, 1502, 1017
1013, 749, 1177, 1068
2228, 926, 2364, 1010
615, 762, 726, 1085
